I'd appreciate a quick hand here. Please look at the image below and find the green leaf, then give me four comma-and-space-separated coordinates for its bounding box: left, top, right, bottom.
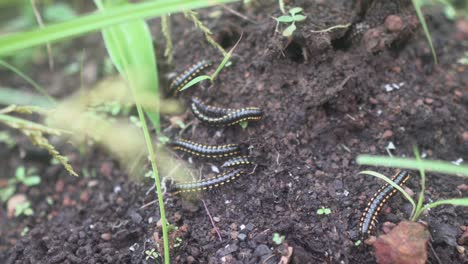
179, 75, 212, 92
239, 121, 248, 129
22, 176, 41, 186
282, 23, 296, 37
357, 155, 468, 176
0, 0, 237, 57
276, 15, 294, 23
95, 0, 160, 132
15, 166, 25, 180
422, 198, 468, 211
293, 14, 306, 22
324, 208, 331, 214
288, 7, 303, 15
411, 0, 437, 64
0, 186, 16, 203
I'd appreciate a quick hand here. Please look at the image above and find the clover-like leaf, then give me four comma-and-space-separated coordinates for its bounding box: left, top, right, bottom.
289, 7, 303, 15
276, 15, 294, 23
282, 24, 296, 37
293, 14, 307, 22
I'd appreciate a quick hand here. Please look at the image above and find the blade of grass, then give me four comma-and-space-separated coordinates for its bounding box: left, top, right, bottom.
412, 147, 426, 221
179, 34, 242, 92
95, 0, 160, 132
0, 0, 238, 57
0, 60, 56, 105
360, 170, 416, 217
411, 0, 438, 64
357, 155, 468, 176
0, 87, 53, 108
421, 198, 468, 211
93, 0, 168, 261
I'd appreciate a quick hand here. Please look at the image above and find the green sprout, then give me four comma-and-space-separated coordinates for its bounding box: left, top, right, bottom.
355, 240, 362, 246
272, 232, 285, 245
145, 248, 160, 260
317, 206, 331, 215
174, 237, 183, 248
15, 200, 34, 217
0, 166, 41, 203
275, 7, 307, 37
239, 121, 249, 129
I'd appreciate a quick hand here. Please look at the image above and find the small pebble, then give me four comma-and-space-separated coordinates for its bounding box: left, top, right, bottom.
385, 15, 404, 32
101, 233, 112, 241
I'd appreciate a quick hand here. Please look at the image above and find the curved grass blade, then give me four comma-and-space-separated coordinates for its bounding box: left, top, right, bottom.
0, 0, 238, 57
411, 0, 438, 64
357, 155, 468, 176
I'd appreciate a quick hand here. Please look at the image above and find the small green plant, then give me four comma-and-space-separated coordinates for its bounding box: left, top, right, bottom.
272, 232, 285, 245
0, 166, 41, 203
145, 248, 160, 260
275, 7, 307, 37
357, 148, 468, 222
15, 200, 34, 217
316, 206, 331, 215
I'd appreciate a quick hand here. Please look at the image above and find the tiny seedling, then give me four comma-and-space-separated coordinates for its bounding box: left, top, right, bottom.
21, 227, 30, 236
0, 166, 41, 203
158, 135, 171, 145
239, 121, 249, 129
272, 232, 285, 245
15, 200, 34, 217
145, 248, 160, 260
174, 237, 183, 248
317, 206, 331, 215
275, 7, 307, 37
354, 240, 362, 246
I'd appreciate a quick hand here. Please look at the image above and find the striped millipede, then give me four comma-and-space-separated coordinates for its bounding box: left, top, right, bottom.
191, 97, 233, 117
168, 60, 212, 96
359, 170, 411, 238
221, 156, 252, 168
169, 138, 241, 159
191, 101, 263, 126
170, 168, 246, 194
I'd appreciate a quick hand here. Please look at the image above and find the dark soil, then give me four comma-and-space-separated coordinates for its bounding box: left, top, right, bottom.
1, 1, 468, 263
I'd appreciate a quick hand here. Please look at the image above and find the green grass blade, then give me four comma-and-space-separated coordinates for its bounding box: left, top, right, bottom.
422, 198, 468, 211
95, 0, 160, 132
357, 155, 468, 176
0, 0, 238, 57
0, 87, 53, 108
179, 75, 212, 92
360, 170, 416, 217
411, 0, 438, 64
0, 60, 56, 105
94, 0, 168, 261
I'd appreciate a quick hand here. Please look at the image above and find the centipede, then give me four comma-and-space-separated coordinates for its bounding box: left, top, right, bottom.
169, 138, 241, 159
191, 101, 263, 126
170, 168, 246, 194
191, 97, 233, 117
359, 170, 411, 238
221, 156, 252, 168
168, 60, 212, 96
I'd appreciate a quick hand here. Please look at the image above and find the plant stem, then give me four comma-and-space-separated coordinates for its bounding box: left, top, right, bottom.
134, 103, 170, 263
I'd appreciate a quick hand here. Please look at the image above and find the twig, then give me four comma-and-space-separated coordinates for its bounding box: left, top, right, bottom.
201, 199, 222, 241
310, 23, 351, 33
30, 0, 54, 70
222, 5, 258, 24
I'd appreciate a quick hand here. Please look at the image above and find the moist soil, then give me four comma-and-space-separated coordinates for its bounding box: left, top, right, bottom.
1, 1, 468, 263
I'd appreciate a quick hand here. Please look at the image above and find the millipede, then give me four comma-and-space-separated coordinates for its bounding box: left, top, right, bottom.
359, 170, 411, 238
191, 97, 233, 117
168, 60, 212, 96
169, 138, 241, 159
221, 156, 252, 168
191, 101, 263, 126
170, 168, 246, 194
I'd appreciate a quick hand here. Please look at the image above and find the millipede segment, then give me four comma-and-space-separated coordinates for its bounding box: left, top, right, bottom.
191, 99, 263, 127
169, 138, 241, 159
168, 60, 212, 96
359, 170, 411, 238
221, 156, 253, 168
170, 169, 246, 194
